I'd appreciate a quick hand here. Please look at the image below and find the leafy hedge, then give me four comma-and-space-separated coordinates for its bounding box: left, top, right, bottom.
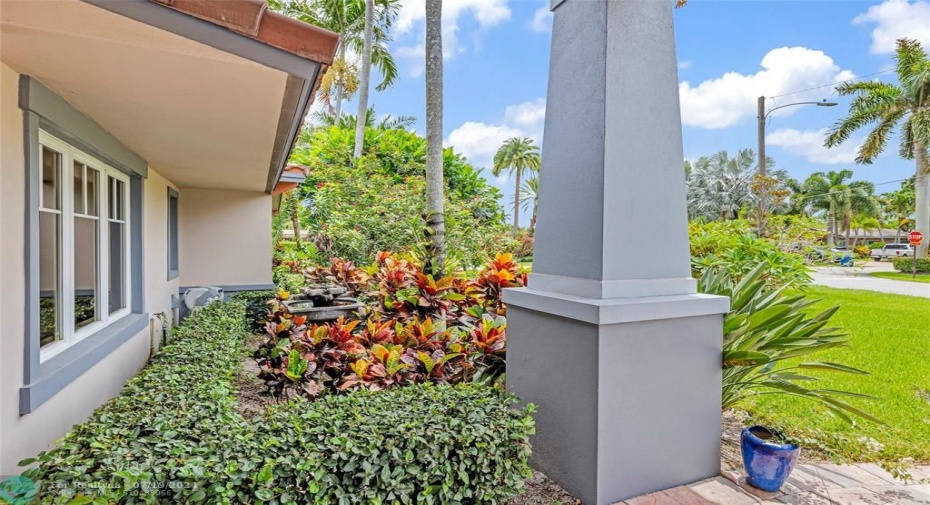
892, 257, 930, 273
21, 301, 535, 504
232, 290, 275, 333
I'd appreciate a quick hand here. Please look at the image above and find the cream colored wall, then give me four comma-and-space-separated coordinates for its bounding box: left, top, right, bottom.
179, 188, 272, 288
0, 62, 183, 473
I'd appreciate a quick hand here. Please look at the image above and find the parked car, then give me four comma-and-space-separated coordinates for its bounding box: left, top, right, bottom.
871, 243, 914, 261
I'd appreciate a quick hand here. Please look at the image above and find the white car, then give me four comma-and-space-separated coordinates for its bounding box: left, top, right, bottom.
871, 243, 914, 261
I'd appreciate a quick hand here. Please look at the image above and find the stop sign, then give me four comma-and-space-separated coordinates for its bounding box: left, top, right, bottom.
909, 230, 924, 245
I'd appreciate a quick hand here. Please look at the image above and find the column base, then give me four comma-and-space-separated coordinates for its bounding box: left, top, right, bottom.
503, 288, 729, 504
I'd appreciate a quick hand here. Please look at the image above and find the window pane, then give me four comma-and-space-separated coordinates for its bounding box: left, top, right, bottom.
41, 146, 61, 211
74, 216, 99, 330
168, 192, 179, 272
109, 221, 126, 314
109, 179, 125, 221
74, 162, 85, 214
39, 212, 61, 346
87, 168, 99, 217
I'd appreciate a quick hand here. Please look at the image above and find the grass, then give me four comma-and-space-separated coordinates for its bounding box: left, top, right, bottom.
741, 286, 930, 465
870, 271, 930, 284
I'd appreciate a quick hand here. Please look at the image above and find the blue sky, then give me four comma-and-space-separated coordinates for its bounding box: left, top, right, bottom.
335, 0, 930, 222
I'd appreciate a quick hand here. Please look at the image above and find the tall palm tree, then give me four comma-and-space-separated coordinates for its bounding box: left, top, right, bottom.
423, 0, 444, 275
515, 176, 540, 235
272, 0, 400, 118
353, 0, 375, 159
803, 170, 877, 246
493, 137, 541, 233
825, 38, 930, 257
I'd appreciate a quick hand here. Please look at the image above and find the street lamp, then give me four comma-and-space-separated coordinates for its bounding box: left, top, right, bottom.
757, 96, 837, 177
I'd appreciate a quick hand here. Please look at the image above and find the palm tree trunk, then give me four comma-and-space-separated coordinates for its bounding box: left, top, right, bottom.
844, 214, 851, 247
827, 207, 835, 246
289, 192, 301, 246
915, 140, 929, 258
513, 169, 521, 234
424, 0, 445, 276
530, 200, 538, 235
353, 0, 374, 159
334, 44, 346, 120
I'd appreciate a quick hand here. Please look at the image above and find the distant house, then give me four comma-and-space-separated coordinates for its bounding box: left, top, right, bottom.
848, 228, 910, 245
0, 0, 337, 473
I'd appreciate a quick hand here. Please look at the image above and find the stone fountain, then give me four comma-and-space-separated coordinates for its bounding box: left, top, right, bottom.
281, 284, 363, 322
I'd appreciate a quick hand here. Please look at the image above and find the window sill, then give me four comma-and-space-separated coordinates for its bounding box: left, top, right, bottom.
20, 312, 149, 415
168, 269, 179, 281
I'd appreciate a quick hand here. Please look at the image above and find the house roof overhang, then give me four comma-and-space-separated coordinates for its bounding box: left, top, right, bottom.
0, 0, 338, 193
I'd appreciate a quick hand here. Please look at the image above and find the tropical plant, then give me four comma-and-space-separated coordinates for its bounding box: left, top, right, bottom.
516, 175, 540, 234
271, 0, 400, 117
425, 0, 445, 275
881, 179, 916, 243
686, 149, 787, 222
825, 38, 930, 258
689, 220, 811, 289
802, 170, 878, 246
699, 264, 879, 424
849, 214, 883, 247
493, 137, 541, 233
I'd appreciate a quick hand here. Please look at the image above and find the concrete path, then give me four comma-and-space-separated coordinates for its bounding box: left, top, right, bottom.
809, 262, 930, 299
621, 463, 930, 504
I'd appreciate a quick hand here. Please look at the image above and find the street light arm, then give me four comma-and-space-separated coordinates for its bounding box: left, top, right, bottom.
764, 101, 837, 118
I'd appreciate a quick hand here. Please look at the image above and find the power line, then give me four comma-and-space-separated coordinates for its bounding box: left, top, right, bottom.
768, 70, 895, 100
798, 177, 909, 201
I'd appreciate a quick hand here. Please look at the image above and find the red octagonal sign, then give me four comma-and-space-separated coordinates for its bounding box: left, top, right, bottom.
909, 230, 924, 245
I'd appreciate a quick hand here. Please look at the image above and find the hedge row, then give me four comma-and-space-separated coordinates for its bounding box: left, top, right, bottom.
892, 257, 930, 274
22, 301, 535, 504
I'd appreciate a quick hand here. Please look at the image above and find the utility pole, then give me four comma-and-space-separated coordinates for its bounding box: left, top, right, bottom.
756, 96, 767, 235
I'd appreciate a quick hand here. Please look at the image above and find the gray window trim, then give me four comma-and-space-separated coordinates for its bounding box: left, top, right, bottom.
167, 188, 179, 280
19, 75, 148, 178
21, 76, 148, 414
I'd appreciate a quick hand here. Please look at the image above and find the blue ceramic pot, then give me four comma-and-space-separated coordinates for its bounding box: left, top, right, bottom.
740, 426, 800, 492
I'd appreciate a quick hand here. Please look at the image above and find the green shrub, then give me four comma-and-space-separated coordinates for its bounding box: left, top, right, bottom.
22, 301, 534, 504
699, 263, 879, 424
853, 245, 871, 258
869, 242, 886, 249
893, 257, 930, 273
232, 290, 275, 333
259, 385, 535, 504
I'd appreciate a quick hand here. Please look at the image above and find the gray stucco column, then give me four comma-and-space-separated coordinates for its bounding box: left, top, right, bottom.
502, 1, 730, 503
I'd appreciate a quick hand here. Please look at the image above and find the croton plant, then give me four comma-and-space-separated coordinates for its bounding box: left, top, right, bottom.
254, 252, 526, 400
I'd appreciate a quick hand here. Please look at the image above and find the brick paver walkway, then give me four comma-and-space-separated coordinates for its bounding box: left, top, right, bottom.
620, 464, 930, 504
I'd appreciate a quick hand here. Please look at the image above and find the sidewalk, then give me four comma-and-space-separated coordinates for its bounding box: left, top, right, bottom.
809, 262, 930, 299
622, 463, 930, 504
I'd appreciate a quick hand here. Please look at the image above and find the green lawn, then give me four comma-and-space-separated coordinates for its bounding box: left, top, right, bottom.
870, 271, 930, 284
742, 286, 930, 464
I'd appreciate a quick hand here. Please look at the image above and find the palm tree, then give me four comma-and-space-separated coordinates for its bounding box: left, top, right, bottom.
825, 38, 930, 257
515, 176, 540, 235
803, 170, 877, 246
423, 0, 444, 275
849, 214, 883, 247
353, 0, 375, 159
272, 0, 400, 118
493, 137, 541, 233
685, 149, 757, 221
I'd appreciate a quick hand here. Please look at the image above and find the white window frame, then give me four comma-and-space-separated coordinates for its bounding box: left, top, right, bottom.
39, 131, 132, 362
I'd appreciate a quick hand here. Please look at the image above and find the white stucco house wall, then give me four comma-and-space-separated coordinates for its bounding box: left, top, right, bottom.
0, 0, 337, 474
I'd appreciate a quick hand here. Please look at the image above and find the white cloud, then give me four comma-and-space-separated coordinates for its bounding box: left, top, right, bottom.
504, 98, 546, 129
853, 0, 930, 54
766, 128, 862, 164
679, 46, 855, 129
445, 98, 546, 173
394, 0, 511, 76
678, 60, 692, 69
529, 4, 552, 33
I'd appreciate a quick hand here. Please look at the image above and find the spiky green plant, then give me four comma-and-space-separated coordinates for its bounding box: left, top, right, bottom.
699, 263, 881, 424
